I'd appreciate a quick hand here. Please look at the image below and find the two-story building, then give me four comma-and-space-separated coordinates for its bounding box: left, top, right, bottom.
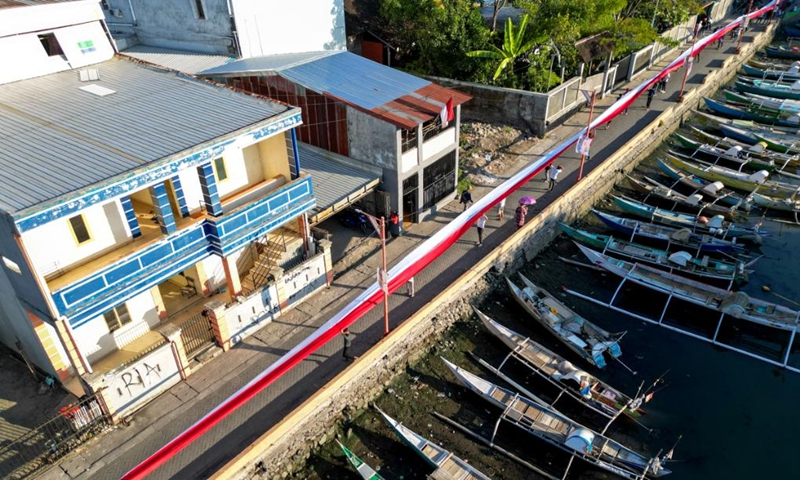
0, 0, 327, 415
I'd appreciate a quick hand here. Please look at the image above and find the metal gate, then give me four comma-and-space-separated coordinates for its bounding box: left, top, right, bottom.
178, 312, 216, 356
0, 394, 109, 480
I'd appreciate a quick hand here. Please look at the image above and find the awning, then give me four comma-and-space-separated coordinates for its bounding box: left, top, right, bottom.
298, 143, 381, 225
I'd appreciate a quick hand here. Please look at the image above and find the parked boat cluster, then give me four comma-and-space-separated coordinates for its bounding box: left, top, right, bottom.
332, 43, 800, 480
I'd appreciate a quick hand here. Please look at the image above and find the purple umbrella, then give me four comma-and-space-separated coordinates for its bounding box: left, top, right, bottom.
519, 197, 536, 205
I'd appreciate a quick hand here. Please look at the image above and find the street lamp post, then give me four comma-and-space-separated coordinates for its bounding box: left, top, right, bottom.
678, 24, 699, 102
356, 209, 390, 336
736, 1, 754, 53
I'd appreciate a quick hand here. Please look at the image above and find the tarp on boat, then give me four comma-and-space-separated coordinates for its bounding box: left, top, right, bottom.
720, 292, 750, 318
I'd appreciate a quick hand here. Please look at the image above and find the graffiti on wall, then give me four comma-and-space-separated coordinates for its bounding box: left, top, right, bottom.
282, 254, 326, 308
104, 344, 180, 414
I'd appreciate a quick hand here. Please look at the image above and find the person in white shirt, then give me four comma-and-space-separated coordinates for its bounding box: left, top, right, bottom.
548, 165, 564, 191
496, 197, 506, 220
476, 213, 488, 246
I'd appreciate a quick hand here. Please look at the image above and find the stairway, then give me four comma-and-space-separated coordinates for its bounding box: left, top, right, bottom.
239, 228, 304, 293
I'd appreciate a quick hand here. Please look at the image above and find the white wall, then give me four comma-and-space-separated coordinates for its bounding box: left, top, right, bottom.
23, 200, 131, 279
177, 167, 205, 215
0, 0, 104, 38
232, 0, 345, 58
200, 255, 226, 293
71, 288, 160, 363
422, 127, 456, 162
0, 20, 115, 85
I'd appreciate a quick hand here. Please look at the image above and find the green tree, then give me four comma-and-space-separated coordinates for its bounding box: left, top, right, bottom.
466, 14, 540, 81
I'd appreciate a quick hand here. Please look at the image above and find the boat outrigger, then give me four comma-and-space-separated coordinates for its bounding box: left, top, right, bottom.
337, 441, 385, 480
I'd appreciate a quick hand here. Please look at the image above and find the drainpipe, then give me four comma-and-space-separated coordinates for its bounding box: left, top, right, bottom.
126, 0, 137, 25
226, 0, 242, 57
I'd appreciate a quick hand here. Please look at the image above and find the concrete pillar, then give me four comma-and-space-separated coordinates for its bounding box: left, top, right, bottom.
158, 323, 191, 380
318, 239, 333, 286
222, 256, 242, 302
270, 267, 287, 312
197, 163, 223, 217
150, 285, 168, 321
51, 315, 88, 380
205, 300, 232, 352
119, 196, 141, 238
82, 372, 117, 421
170, 176, 190, 218
149, 183, 177, 234
194, 261, 212, 296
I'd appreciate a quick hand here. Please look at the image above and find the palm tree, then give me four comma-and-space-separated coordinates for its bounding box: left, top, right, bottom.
467, 14, 537, 81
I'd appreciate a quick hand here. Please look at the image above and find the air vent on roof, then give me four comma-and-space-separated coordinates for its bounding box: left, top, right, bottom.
79, 69, 100, 82
79, 84, 116, 97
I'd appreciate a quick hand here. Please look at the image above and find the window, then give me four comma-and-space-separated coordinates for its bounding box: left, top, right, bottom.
422, 151, 456, 210
401, 127, 418, 153
68, 214, 92, 245
103, 304, 132, 332
193, 0, 206, 20
213, 157, 228, 182
38, 33, 64, 57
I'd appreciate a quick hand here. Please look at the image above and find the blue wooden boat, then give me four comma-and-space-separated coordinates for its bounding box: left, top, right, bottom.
766, 45, 800, 60
719, 124, 759, 144
734, 78, 800, 101
741, 63, 800, 81
702, 97, 800, 127
591, 210, 744, 254
724, 90, 800, 113
612, 195, 768, 239
784, 25, 800, 38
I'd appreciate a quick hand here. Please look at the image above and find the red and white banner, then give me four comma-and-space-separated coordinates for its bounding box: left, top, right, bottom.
122, 3, 776, 478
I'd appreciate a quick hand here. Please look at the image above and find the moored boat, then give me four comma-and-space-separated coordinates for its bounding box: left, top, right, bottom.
612, 195, 767, 239
591, 209, 745, 254
751, 192, 800, 213
577, 244, 800, 331
624, 175, 744, 221
765, 45, 800, 60
702, 97, 800, 127
655, 158, 752, 211
559, 224, 748, 283
664, 154, 800, 199
734, 78, 800, 101
723, 89, 800, 114
751, 130, 800, 155
377, 407, 492, 480
506, 274, 623, 368
337, 441, 385, 480
692, 109, 799, 134
741, 62, 800, 81
672, 132, 778, 171
442, 358, 672, 479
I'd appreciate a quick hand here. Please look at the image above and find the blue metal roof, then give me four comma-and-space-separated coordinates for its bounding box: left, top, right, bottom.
200, 51, 432, 111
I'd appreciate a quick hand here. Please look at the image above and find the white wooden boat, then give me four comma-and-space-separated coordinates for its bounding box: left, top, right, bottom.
442, 358, 671, 479
474, 307, 646, 420
577, 244, 800, 331
751, 192, 800, 213
507, 274, 624, 368
377, 407, 492, 480
337, 441, 385, 480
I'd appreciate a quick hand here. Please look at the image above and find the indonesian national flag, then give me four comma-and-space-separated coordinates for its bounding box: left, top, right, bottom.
440, 97, 454, 127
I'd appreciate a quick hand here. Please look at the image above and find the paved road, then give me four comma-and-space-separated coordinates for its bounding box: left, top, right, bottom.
41, 19, 772, 480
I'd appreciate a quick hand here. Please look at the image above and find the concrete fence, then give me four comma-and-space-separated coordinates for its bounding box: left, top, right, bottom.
212, 21, 775, 480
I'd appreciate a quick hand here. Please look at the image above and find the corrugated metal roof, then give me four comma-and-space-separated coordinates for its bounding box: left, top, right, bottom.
0, 56, 295, 214
120, 45, 235, 75
298, 142, 380, 222
200, 51, 471, 129
0, 0, 68, 9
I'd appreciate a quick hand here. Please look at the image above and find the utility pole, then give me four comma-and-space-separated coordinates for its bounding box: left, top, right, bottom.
577, 90, 596, 181
357, 209, 390, 336
678, 24, 699, 102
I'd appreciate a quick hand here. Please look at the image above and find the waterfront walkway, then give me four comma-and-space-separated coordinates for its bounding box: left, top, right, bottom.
39, 20, 773, 480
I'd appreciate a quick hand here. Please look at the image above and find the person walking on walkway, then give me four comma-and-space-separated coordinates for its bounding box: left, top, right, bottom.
646, 87, 656, 109
459, 188, 473, 212
514, 203, 528, 230
341, 328, 356, 360
542, 164, 551, 183
548, 165, 563, 191
406, 276, 415, 297
496, 197, 506, 220
619, 88, 630, 115
476, 213, 487, 246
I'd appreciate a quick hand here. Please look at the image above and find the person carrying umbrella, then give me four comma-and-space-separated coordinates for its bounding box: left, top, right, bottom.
515, 197, 535, 229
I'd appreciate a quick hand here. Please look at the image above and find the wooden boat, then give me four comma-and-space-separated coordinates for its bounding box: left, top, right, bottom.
751, 131, 800, 155
668, 150, 800, 186
337, 441, 385, 480
624, 175, 744, 221
474, 307, 646, 420
702, 97, 800, 127
785, 25, 800, 38
612, 195, 767, 239
672, 132, 779, 171
741, 63, 800, 81
766, 45, 800, 60
751, 192, 800, 212
442, 359, 672, 479
506, 274, 623, 368
655, 158, 753, 211
664, 154, 800, 199
723, 89, 800, 114
577, 244, 800, 331
591, 209, 745, 254
377, 407, 492, 480
734, 78, 800, 101
559, 224, 748, 283
692, 109, 800, 135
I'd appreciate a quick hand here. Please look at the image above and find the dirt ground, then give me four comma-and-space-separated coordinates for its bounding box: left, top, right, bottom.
458, 122, 539, 186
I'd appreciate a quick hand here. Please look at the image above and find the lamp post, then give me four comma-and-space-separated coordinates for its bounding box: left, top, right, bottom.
678, 24, 699, 102
736, 0, 754, 53
356, 209, 390, 336
577, 90, 596, 181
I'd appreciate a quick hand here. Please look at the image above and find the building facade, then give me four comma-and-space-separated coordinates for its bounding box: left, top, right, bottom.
0, 0, 327, 416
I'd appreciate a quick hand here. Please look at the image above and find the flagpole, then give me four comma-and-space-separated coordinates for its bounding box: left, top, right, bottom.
577, 90, 595, 181
678, 24, 699, 102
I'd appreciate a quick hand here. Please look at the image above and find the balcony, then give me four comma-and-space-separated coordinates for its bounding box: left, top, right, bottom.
47, 174, 315, 327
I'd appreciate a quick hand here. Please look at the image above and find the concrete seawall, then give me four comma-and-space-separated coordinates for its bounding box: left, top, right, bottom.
214, 23, 776, 480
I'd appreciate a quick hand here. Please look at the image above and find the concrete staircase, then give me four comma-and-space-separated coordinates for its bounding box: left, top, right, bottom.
239, 228, 304, 293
